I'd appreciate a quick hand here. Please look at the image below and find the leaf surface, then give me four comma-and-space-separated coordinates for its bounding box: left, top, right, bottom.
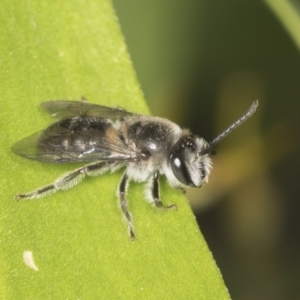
0, 1, 230, 299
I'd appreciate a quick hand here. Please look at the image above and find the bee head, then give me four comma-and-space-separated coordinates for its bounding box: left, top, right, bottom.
169, 100, 259, 188
169, 136, 212, 187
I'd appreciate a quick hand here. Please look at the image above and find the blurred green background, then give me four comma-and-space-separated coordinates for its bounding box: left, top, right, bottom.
113, 1, 300, 299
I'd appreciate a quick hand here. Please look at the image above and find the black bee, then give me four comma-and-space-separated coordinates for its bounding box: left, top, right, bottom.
12, 100, 258, 240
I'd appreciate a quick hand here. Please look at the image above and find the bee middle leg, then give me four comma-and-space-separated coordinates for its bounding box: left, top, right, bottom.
15, 161, 114, 200
118, 173, 135, 241
150, 172, 177, 210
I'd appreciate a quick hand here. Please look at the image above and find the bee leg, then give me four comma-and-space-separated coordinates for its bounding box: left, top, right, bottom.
15, 161, 111, 201
150, 172, 177, 210
118, 173, 135, 240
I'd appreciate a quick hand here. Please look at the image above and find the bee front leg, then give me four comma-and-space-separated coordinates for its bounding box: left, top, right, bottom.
118, 173, 135, 241
15, 161, 113, 200
150, 172, 177, 210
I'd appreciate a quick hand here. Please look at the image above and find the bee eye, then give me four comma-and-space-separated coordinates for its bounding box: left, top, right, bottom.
170, 153, 194, 186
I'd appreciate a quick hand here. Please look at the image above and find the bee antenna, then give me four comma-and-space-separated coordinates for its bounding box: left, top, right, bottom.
208, 100, 258, 148
199, 146, 215, 156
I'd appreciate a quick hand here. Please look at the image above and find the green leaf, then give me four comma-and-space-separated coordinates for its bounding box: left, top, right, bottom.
0, 0, 230, 299
264, 0, 300, 51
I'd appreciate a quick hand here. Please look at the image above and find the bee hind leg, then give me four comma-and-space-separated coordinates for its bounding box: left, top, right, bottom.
15, 161, 113, 201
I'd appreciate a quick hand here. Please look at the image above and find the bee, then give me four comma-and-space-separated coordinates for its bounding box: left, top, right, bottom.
12, 99, 258, 240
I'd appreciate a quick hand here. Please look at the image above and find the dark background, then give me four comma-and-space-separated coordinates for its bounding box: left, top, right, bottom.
113, 1, 300, 299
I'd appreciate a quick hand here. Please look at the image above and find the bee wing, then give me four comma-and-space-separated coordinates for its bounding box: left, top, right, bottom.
41, 100, 136, 120
12, 127, 136, 163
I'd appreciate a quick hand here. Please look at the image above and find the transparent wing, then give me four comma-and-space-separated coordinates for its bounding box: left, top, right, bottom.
41, 100, 136, 120
12, 120, 137, 163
